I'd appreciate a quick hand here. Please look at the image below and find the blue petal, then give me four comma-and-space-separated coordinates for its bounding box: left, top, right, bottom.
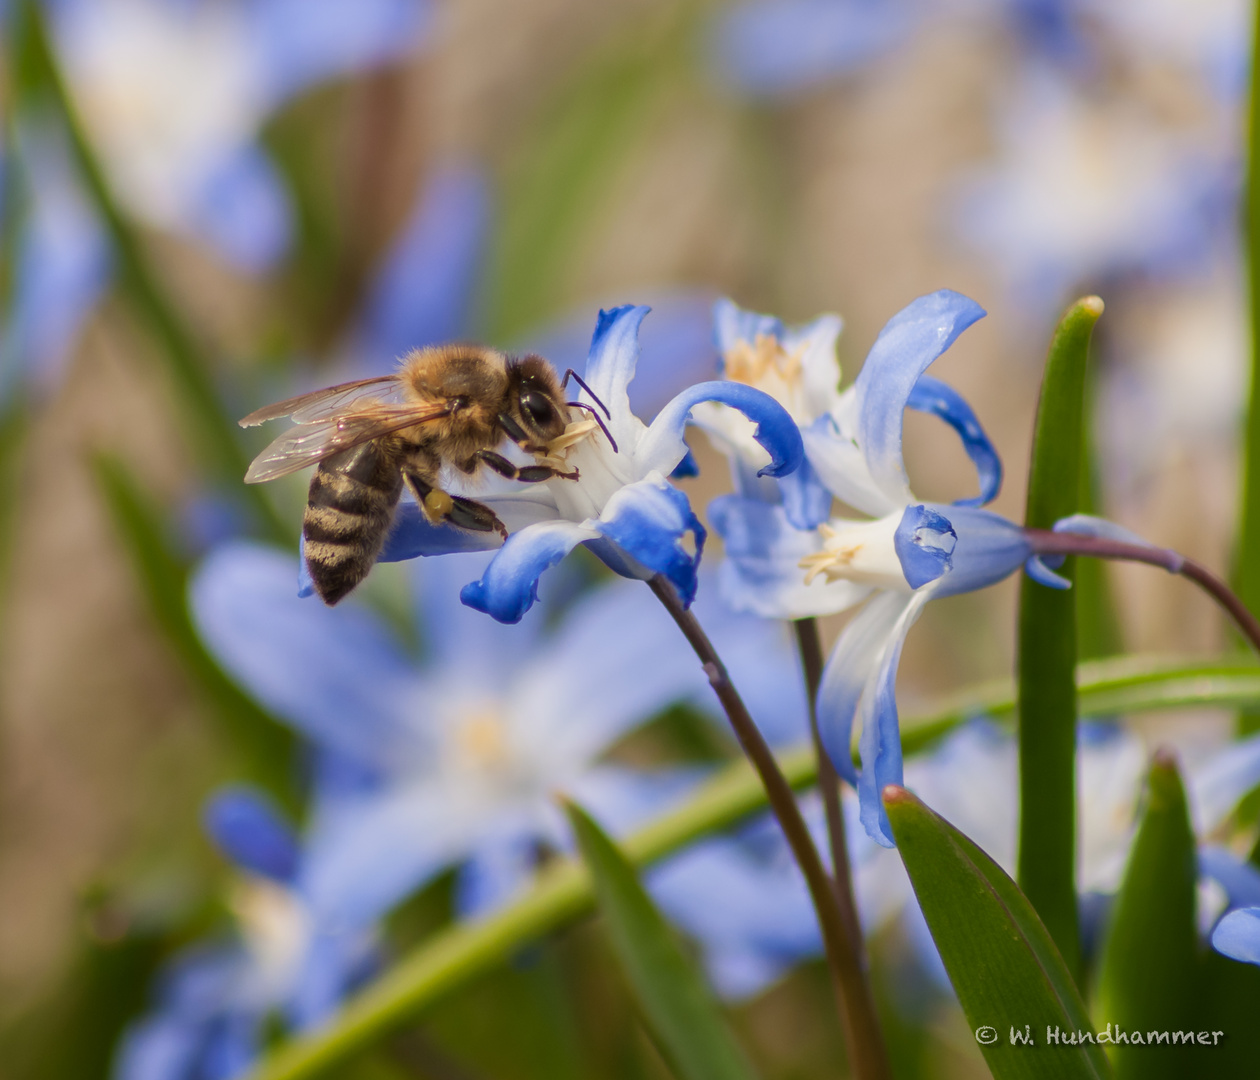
583, 305, 651, 431
461, 520, 597, 623
190, 541, 417, 768
778, 453, 832, 529
918, 503, 1031, 597
906, 375, 1003, 506
855, 290, 987, 506
524, 290, 718, 423
1189, 731, 1260, 830
670, 447, 700, 479
894, 504, 956, 589
203, 787, 300, 883
641, 380, 804, 479
1024, 555, 1073, 590
856, 592, 931, 847
709, 495, 872, 619
358, 163, 490, 365
190, 145, 292, 272
594, 476, 706, 607
1211, 907, 1260, 966
707, 0, 912, 99
815, 592, 914, 789
712, 295, 783, 356
1052, 513, 1163, 552
250, 0, 432, 104
287, 929, 378, 1030
377, 502, 505, 563
455, 827, 542, 918
1199, 847, 1260, 909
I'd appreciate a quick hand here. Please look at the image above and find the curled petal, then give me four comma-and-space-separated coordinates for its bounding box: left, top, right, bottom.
1053, 514, 1179, 569
582, 305, 650, 435
906, 374, 1002, 507
204, 787, 301, 883
815, 591, 914, 787
1212, 907, 1260, 966
855, 290, 987, 507
594, 474, 707, 606
802, 411, 900, 519
1189, 731, 1260, 833
1024, 555, 1072, 590
856, 590, 932, 847
710, 496, 871, 619
640, 380, 804, 478
893, 504, 956, 589
461, 519, 600, 624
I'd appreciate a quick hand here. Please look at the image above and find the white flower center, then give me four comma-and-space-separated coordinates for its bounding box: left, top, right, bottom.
724, 334, 807, 417
229, 877, 310, 1002
798, 514, 911, 591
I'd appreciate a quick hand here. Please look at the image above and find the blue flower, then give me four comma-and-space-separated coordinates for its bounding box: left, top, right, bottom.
113, 787, 379, 1080
192, 542, 806, 923
709, 290, 1049, 845
0, 118, 111, 403
374, 305, 803, 623
49, 0, 431, 272
951, 68, 1237, 316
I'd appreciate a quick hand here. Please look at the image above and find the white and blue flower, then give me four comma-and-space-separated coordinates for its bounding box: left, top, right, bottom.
708, 290, 1048, 845
193, 542, 808, 925
113, 786, 379, 1080
371, 304, 804, 624
50, 0, 431, 272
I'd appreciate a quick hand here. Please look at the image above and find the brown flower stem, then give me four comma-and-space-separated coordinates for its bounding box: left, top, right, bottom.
648, 576, 892, 1080
794, 617, 865, 952
1025, 530, 1260, 655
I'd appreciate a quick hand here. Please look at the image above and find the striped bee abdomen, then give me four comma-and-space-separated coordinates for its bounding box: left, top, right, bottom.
303, 442, 403, 605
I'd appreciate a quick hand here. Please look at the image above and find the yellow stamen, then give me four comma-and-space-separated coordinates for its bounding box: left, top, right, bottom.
798, 524, 863, 585
724, 333, 804, 388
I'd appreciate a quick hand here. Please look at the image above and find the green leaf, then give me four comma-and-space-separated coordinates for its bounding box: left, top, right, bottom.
883, 786, 1112, 1080
91, 453, 295, 799
1094, 753, 1198, 1080
1238, 1, 1260, 631
1017, 295, 1104, 979
565, 801, 760, 1080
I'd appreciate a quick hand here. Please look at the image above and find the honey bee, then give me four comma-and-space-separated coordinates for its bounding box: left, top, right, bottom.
240, 345, 614, 605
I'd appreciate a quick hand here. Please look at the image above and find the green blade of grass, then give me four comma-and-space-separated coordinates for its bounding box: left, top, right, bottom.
566, 801, 760, 1080
1017, 295, 1104, 980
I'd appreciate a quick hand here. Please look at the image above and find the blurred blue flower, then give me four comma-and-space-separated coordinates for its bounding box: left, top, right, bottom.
706, 0, 919, 99
0, 118, 111, 402
1211, 907, 1260, 967
48, 0, 431, 272
113, 787, 379, 1080
709, 290, 1048, 845
192, 543, 807, 922
951, 69, 1238, 316
373, 304, 803, 623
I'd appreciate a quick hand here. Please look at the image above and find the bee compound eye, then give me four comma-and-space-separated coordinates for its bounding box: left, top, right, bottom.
520, 390, 555, 428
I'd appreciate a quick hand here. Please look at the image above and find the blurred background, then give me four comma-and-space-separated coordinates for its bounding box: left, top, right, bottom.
0, 0, 1250, 1076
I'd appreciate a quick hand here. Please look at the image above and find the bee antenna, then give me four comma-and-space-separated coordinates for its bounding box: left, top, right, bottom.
566, 401, 618, 454
560, 369, 612, 420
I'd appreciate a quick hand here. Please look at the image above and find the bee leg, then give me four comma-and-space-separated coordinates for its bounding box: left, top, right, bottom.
403, 468, 508, 540
475, 449, 579, 483
446, 495, 509, 540
497, 412, 547, 454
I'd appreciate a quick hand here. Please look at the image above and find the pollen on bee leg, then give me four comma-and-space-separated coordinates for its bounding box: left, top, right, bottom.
423, 489, 455, 522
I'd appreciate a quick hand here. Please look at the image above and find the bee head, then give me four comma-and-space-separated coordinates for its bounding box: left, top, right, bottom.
508, 356, 569, 441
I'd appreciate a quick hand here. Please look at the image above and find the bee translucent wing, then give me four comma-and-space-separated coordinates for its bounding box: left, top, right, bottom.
243, 403, 453, 483
238, 376, 402, 427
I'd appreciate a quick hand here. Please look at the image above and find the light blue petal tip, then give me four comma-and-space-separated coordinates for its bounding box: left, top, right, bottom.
1212, 907, 1260, 966
894, 504, 956, 588
1024, 554, 1072, 590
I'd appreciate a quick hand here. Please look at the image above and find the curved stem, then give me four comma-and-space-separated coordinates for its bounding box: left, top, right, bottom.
794, 618, 864, 951
1025, 530, 1260, 655
648, 577, 892, 1080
